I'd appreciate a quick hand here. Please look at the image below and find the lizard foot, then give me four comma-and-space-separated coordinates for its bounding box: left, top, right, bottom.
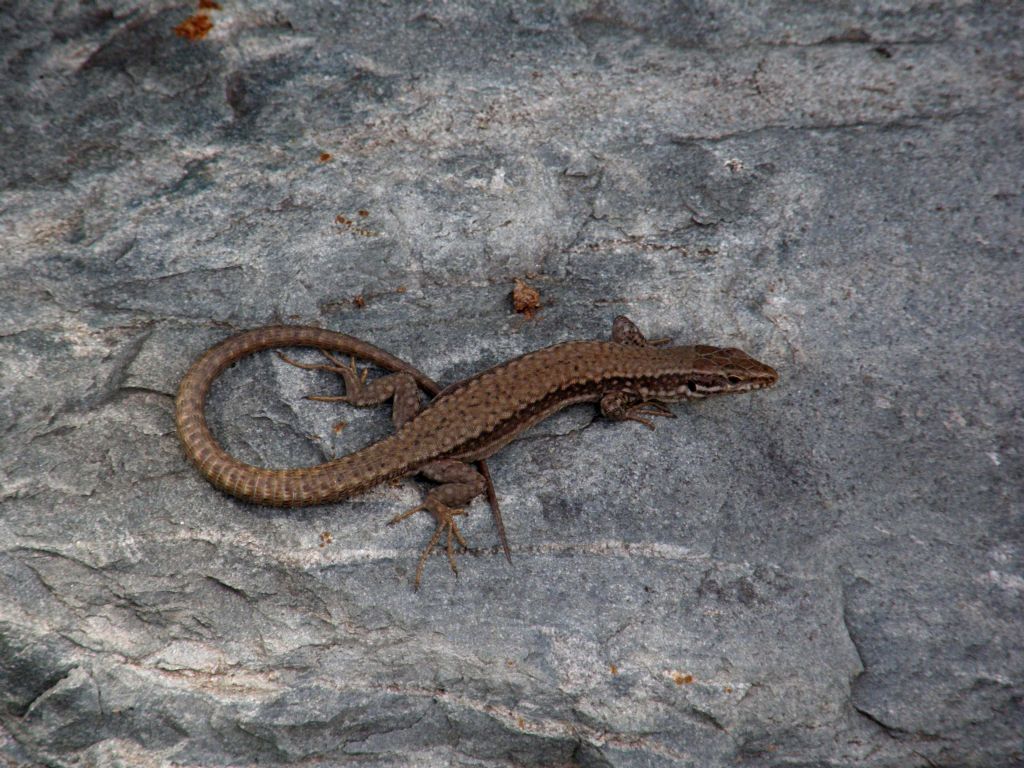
389, 501, 468, 589
601, 392, 677, 430
276, 349, 368, 403
623, 401, 677, 430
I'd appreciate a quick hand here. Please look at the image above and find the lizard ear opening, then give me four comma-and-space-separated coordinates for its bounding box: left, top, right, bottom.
611, 316, 648, 346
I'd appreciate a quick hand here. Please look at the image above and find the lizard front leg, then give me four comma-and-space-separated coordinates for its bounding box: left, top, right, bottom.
600, 391, 677, 430
611, 315, 672, 347
386, 459, 487, 588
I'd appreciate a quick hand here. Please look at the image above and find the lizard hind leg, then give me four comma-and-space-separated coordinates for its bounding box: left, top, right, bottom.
304, 351, 370, 402
275, 349, 364, 399
388, 460, 487, 589
276, 349, 423, 430
388, 500, 468, 590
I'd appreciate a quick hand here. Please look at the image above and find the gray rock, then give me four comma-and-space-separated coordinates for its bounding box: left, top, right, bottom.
1, 1, 1021, 766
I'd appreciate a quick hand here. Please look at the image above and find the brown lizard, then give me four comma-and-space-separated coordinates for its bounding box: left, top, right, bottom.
176, 316, 778, 586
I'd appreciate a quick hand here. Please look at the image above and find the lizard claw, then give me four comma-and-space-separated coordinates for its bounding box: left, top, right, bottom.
278, 349, 368, 403
389, 501, 468, 589
622, 401, 676, 430
305, 394, 351, 403
636, 401, 676, 419
322, 350, 368, 386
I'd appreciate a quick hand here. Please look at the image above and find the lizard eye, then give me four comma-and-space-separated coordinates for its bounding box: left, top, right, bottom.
686, 382, 697, 393
728, 376, 742, 384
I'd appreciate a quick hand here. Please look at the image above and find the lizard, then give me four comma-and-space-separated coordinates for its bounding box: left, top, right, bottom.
175, 316, 778, 587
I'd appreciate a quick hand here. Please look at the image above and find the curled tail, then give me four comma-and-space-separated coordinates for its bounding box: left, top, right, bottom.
175, 326, 420, 506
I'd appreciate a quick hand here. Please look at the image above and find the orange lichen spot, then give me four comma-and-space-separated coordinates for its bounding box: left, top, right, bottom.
396, 285, 407, 294
332, 419, 347, 434
357, 209, 369, 217
318, 531, 333, 548
198, 0, 221, 9
353, 295, 366, 309
517, 716, 526, 730
671, 671, 694, 685
318, 152, 333, 163
512, 278, 541, 318
174, 13, 212, 40
724, 686, 733, 694
609, 663, 618, 675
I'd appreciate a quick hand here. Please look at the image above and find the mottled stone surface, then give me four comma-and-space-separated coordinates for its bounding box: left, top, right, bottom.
1, 2, 1021, 766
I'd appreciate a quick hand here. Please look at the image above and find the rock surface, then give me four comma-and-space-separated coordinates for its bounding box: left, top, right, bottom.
1, 2, 1021, 766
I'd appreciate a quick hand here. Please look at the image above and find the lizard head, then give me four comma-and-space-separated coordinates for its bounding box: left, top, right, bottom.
655, 344, 779, 400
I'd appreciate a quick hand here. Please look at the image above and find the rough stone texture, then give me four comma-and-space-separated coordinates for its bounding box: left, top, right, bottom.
1, 1, 1021, 766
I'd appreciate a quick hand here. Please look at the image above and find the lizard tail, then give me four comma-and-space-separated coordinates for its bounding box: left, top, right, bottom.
175, 326, 415, 506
